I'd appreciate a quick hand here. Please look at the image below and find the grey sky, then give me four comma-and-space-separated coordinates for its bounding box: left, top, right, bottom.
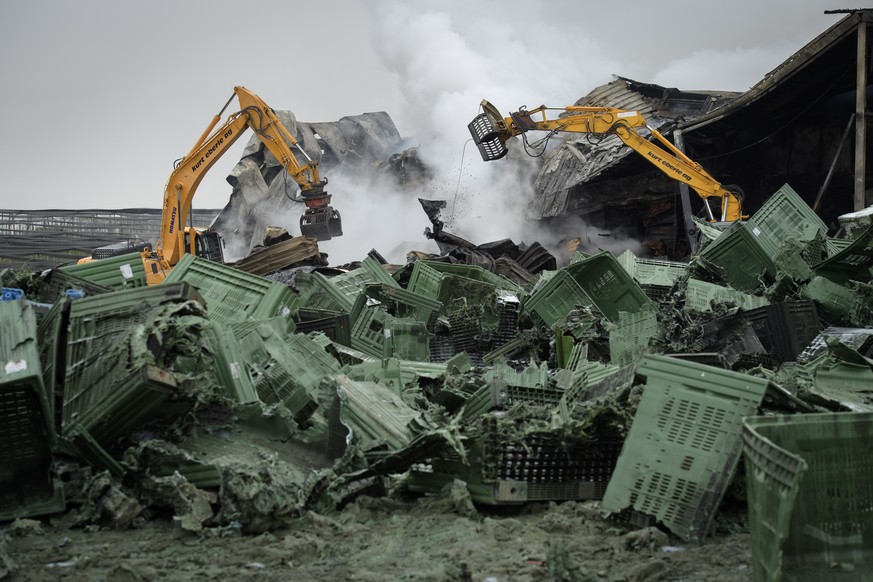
0, 0, 848, 215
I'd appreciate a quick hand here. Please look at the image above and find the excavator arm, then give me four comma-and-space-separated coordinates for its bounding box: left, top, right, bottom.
144, 86, 342, 284
468, 100, 745, 222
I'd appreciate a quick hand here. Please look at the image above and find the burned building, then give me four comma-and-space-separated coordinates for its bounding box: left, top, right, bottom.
532, 9, 873, 259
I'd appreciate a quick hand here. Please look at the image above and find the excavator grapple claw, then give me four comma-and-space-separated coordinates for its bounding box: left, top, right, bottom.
300, 207, 343, 241
468, 113, 509, 162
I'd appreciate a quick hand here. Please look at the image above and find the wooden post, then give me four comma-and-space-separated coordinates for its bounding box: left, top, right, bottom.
855, 21, 868, 211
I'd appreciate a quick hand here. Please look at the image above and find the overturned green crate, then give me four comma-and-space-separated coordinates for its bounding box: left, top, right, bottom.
697, 221, 776, 291
600, 354, 769, 542
522, 269, 591, 329
743, 412, 873, 582
293, 308, 352, 346
565, 251, 652, 322
64, 366, 178, 471
163, 254, 299, 326
237, 325, 341, 424
64, 282, 205, 393
200, 324, 259, 404
363, 283, 443, 327
406, 260, 499, 309
410, 413, 623, 505
745, 183, 828, 258
684, 278, 770, 312
350, 299, 430, 361
294, 271, 356, 314
62, 285, 208, 463
327, 256, 399, 305
57, 251, 148, 291
0, 300, 65, 521
617, 249, 688, 302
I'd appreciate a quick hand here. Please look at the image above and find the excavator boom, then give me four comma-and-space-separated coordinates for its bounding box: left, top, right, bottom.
469, 99, 745, 222
143, 86, 342, 284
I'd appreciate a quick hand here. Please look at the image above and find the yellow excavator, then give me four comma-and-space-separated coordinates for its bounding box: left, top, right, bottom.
468, 100, 745, 222
142, 85, 342, 285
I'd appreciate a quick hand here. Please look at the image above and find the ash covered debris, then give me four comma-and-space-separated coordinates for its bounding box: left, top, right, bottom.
1, 179, 871, 570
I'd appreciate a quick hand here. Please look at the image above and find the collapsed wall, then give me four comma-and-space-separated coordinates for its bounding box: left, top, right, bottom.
212, 110, 428, 261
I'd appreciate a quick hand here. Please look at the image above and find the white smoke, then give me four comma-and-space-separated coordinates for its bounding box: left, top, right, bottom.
361, 0, 625, 257
315, 170, 441, 266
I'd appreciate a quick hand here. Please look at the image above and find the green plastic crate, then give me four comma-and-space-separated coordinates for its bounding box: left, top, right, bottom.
746, 183, 827, 258
200, 324, 260, 404
812, 225, 873, 285
601, 354, 769, 541
406, 261, 445, 301
237, 326, 340, 425
608, 305, 662, 366
163, 254, 299, 325
36, 296, 71, 427
293, 308, 352, 346
63, 365, 177, 458
743, 412, 873, 582
64, 283, 205, 397
295, 271, 355, 314
57, 251, 148, 291
565, 251, 652, 322
422, 260, 523, 294
799, 276, 854, 322
617, 249, 688, 288
697, 221, 776, 291
407, 261, 499, 311
362, 283, 443, 330
385, 319, 431, 362
684, 278, 770, 312
327, 254, 398, 304
350, 298, 430, 361
410, 413, 624, 506
521, 269, 591, 329
0, 300, 65, 521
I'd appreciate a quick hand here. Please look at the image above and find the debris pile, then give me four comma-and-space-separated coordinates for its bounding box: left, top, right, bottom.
1, 183, 872, 581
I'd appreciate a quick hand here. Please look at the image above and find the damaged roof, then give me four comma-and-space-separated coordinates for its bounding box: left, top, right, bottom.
531, 76, 741, 220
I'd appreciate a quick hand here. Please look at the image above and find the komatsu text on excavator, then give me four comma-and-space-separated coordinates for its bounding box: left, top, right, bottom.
143, 86, 342, 284
468, 100, 746, 222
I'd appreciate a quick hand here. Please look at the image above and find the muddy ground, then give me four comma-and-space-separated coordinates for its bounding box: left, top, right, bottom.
3, 492, 752, 582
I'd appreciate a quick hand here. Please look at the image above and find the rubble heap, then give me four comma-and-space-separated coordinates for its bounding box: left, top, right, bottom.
1, 183, 872, 581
